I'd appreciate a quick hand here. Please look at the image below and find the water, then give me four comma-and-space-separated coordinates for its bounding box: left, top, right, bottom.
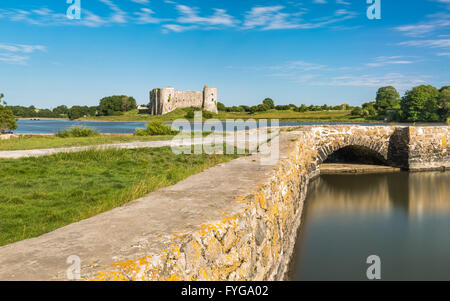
290, 171, 450, 281
15, 120, 388, 134
15, 120, 147, 134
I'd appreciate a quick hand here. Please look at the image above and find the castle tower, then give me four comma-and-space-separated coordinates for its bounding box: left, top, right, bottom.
159, 86, 175, 115
203, 85, 218, 114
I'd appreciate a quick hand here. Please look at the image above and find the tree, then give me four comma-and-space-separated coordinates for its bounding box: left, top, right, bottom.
375, 86, 400, 115
262, 98, 275, 109
68, 106, 90, 120
351, 107, 362, 116
362, 101, 377, 117
438, 87, 450, 120
296, 104, 308, 112
400, 85, 440, 122
217, 102, 227, 111
53, 105, 69, 116
0, 93, 18, 133
98, 95, 137, 116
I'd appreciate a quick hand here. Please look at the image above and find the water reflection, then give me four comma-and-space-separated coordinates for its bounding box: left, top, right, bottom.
291, 171, 450, 281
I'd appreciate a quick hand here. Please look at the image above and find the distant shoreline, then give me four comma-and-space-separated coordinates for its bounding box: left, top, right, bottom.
18, 118, 69, 121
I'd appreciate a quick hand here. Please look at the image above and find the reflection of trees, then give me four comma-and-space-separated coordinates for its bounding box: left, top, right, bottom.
304, 172, 450, 218
407, 172, 450, 218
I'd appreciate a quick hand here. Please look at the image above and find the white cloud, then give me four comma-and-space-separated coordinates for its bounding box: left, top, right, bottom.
99, 0, 127, 23
0, 53, 30, 65
131, 0, 149, 4
0, 43, 46, 65
398, 39, 450, 49
242, 5, 356, 30
175, 5, 236, 27
313, 73, 428, 88
395, 13, 450, 37
133, 8, 161, 24
162, 24, 198, 33
366, 56, 415, 67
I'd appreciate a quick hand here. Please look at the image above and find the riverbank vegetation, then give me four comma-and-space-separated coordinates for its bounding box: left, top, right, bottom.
135, 121, 179, 136
56, 126, 99, 138
0, 93, 17, 133
0, 147, 241, 246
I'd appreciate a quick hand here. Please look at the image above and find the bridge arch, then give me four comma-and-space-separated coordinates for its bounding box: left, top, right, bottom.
314, 136, 390, 166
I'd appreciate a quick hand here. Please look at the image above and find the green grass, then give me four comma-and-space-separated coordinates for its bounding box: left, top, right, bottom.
79, 108, 371, 122
0, 134, 176, 151
0, 147, 241, 246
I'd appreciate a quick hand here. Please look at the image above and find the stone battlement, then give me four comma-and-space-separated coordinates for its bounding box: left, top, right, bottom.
149, 85, 218, 115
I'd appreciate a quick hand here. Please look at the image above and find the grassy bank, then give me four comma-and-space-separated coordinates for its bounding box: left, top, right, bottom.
79, 108, 369, 122
0, 134, 175, 151
0, 147, 241, 246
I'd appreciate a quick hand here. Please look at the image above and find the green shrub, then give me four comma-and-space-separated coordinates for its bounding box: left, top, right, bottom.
184, 108, 215, 119
135, 121, 179, 136
56, 126, 98, 138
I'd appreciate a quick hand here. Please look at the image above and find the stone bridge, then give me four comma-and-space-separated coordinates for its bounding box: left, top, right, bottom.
0, 125, 448, 281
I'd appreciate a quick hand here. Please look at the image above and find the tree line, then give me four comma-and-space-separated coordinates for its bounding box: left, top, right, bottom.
351, 85, 449, 122
6, 95, 137, 120
218, 84, 449, 122
218, 98, 353, 114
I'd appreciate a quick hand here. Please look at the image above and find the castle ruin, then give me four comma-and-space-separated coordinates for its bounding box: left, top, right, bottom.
149, 85, 218, 115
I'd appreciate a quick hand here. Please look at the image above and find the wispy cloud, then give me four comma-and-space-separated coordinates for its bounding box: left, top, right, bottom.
242, 5, 355, 30
395, 12, 450, 37
366, 56, 415, 67
316, 73, 429, 88
398, 39, 450, 49
0, 43, 46, 65
133, 8, 162, 24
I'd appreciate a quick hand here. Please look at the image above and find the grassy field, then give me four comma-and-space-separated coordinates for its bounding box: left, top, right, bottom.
0, 147, 241, 246
79, 108, 369, 122
0, 134, 175, 151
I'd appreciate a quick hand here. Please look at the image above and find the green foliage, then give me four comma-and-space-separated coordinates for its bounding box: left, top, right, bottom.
262, 98, 275, 109
135, 121, 179, 136
375, 86, 401, 115
275, 105, 291, 111
249, 104, 270, 114
295, 104, 308, 112
98, 95, 137, 116
52, 105, 69, 116
438, 87, 450, 120
56, 126, 98, 138
217, 102, 227, 111
362, 101, 377, 117
351, 107, 362, 116
184, 107, 216, 119
68, 106, 91, 120
400, 85, 440, 122
0, 93, 18, 133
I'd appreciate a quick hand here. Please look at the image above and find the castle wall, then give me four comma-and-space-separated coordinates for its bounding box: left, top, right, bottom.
149, 86, 218, 115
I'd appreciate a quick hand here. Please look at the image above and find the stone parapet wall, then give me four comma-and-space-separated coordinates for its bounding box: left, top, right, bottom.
408, 126, 449, 171
84, 125, 448, 281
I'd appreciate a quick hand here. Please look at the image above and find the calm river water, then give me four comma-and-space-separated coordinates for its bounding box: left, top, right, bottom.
15, 120, 388, 134
290, 171, 450, 281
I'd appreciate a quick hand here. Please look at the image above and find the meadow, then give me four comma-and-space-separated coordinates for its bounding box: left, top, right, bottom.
0, 147, 241, 246
79, 108, 367, 122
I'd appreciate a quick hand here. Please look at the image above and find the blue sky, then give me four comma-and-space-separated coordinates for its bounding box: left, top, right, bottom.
0, 0, 449, 108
